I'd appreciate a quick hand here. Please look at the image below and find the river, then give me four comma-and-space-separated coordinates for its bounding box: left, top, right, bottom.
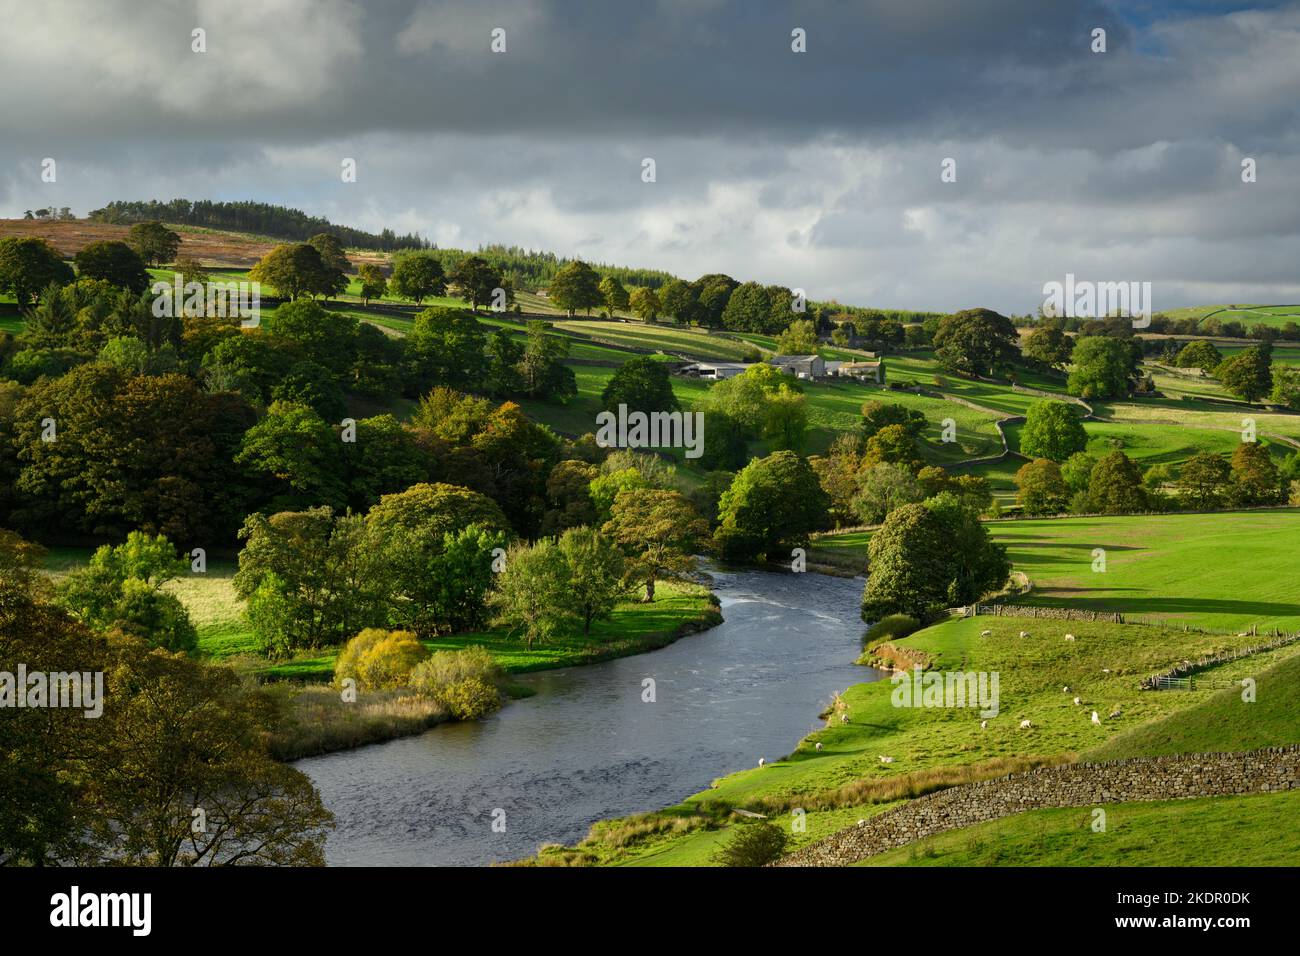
297, 567, 883, 866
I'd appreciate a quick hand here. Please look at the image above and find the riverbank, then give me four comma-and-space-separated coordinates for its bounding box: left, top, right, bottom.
264, 579, 722, 760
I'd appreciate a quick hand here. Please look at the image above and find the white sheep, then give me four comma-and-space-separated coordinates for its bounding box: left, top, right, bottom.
1102, 668, 1111, 674
758, 758, 766, 767
1019, 719, 1032, 729
980, 629, 992, 637
980, 720, 988, 729
1063, 685, 1070, 693
814, 742, 823, 752
1073, 696, 1082, 706
1019, 630, 1030, 639
1064, 633, 1076, 642
1091, 711, 1101, 726
840, 713, 849, 724
878, 755, 894, 764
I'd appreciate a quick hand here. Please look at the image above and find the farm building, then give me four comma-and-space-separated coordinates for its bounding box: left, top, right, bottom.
678, 361, 753, 380
835, 360, 885, 383
770, 354, 825, 379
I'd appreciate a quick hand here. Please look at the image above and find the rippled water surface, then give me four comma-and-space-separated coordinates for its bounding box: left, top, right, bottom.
297, 568, 882, 865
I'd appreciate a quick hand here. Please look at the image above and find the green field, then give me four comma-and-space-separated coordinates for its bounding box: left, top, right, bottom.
860, 789, 1300, 867
1159, 303, 1300, 330
813, 510, 1300, 633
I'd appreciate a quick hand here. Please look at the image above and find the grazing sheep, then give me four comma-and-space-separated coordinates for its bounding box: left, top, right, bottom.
1019, 630, 1030, 639
1102, 668, 1112, 674
1091, 711, 1101, 726
980, 629, 992, 637
815, 742, 823, 752
1063, 686, 1070, 693
980, 720, 988, 729
1109, 707, 1122, 719
758, 758, 766, 767
878, 755, 894, 764
1064, 633, 1076, 642
840, 713, 849, 724
1073, 696, 1082, 706
1019, 719, 1032, 729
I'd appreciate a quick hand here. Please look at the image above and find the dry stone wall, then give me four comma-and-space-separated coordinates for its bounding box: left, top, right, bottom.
776, 746, 1300, 866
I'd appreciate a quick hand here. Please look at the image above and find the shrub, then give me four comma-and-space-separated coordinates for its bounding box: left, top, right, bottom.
334, 628, 427, 690
438, 677, 501, 720
864, 613, 922, 645
713, 821, 788, 867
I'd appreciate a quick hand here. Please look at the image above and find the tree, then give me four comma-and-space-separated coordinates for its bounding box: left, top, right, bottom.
448, 255, 502, 312
1014, 458, 1070, 515
659, 278, 697, 325
1271, 364, 1300, 410
0, 237, 74, 306
629, 286, 661, 322
406, 307, 488, 392
713, 451, 829, 561
74, 240, 149, 294
1086, 450, 1148, 513
850, 461, 924, 524
485, 327, 525, 397
540, 459, 600, 533
488, 538, 575, 647
235, 507, 390, 656
861, 400, 926, 440
1217, 345, 1273, 404
1061, 451, 1097, 494
933, 308, 1018, 377
603, 488, 707, 601
1176, 339, 1222, 372
1067, 336, 1139, 399
389, 251, 448, 305
248, 243, 332, 300
518, 320, 576, 400
56, 531, 196, 652
1020, 400, 1089, 462
357, 263, 388, 305
721, 281, 775, 333
599, 276, 630, 316
713, 822, 788, 867
861, 499, 1008, 620
1176, 451, 1231, 508
776, 318, 819, 355
307, 233, 351, 277
555, 527, 626, 635
600, 355, 679, 414
126, 221, 181, 266
693, 274, 737, 328
1230, 442, 1283, 505
1021, 326, 1073, 369
861, 423, 921, 470
548, 261, 603, 317
236, 400, 348, 511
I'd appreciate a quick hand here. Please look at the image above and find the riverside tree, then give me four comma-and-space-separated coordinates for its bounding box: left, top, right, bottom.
713, 450, 829, 562
603, 487, 708, 601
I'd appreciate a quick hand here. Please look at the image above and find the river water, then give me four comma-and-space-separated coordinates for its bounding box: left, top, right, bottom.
297, 567, 882, 866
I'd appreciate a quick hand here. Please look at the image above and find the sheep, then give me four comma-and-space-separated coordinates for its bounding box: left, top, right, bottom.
758, 758, 766, 767
1063, 685, 1071, 693
1091, 711, 1101, 726
1102, 668, 1112, 674
1109, 707, 1122, 719
1073, 696, 1082, 706
1019, 630, 1030, 639
1064, 633, 1076, 642
840, 713, 849, 724
980, 629, 992, 638
1019, 719, 1032, 729
814, 742, 823, 752
878, 755, 894, 764
980, 719, 988, 729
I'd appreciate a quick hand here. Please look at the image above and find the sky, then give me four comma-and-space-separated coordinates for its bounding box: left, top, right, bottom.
2, 0, 1299, 314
